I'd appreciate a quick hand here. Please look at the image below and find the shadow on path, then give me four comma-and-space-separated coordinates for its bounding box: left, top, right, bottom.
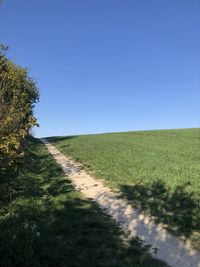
120, 180, 200, 247
0, 138, 167, 267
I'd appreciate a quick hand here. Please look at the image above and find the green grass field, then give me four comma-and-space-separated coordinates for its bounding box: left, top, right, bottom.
49, 128, 200, 249
0, 137, 166, 267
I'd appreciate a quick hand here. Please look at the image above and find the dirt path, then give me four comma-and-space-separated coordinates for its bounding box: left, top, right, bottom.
41, 138, 200, 267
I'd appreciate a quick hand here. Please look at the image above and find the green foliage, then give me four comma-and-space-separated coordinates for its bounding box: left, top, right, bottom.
48, 128, 200, 249
0, 45, 39, 196
0, 138, 167, 267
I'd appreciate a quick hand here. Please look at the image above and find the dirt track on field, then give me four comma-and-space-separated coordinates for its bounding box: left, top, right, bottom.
41, 138, 200, 267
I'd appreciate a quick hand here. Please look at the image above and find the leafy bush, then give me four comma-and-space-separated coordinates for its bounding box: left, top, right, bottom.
0, 45, 39, 202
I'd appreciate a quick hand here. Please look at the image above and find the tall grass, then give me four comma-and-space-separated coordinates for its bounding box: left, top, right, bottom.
49, 128, 200, 249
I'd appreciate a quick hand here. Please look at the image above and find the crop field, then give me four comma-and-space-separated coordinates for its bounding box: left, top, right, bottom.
0, 137, 166, 267
49, 128, 200, 249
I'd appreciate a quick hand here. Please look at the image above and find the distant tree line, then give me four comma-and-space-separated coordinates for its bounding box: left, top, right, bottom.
0, 45, 39, 201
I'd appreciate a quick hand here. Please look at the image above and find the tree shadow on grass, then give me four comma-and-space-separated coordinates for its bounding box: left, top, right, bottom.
47, 136, 78, 142
0, 138, 168, 267
120, 181, 200, 248
0, 195, 168, 267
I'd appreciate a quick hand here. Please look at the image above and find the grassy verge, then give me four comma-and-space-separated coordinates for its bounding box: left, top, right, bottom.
48, 128, 200, 249
0, 137, 167, 267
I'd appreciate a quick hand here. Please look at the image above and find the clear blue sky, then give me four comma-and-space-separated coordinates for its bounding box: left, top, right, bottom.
0, 0, 199, 137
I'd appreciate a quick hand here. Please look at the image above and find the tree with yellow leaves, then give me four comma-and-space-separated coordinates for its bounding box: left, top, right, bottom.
0, 45, 39, 201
